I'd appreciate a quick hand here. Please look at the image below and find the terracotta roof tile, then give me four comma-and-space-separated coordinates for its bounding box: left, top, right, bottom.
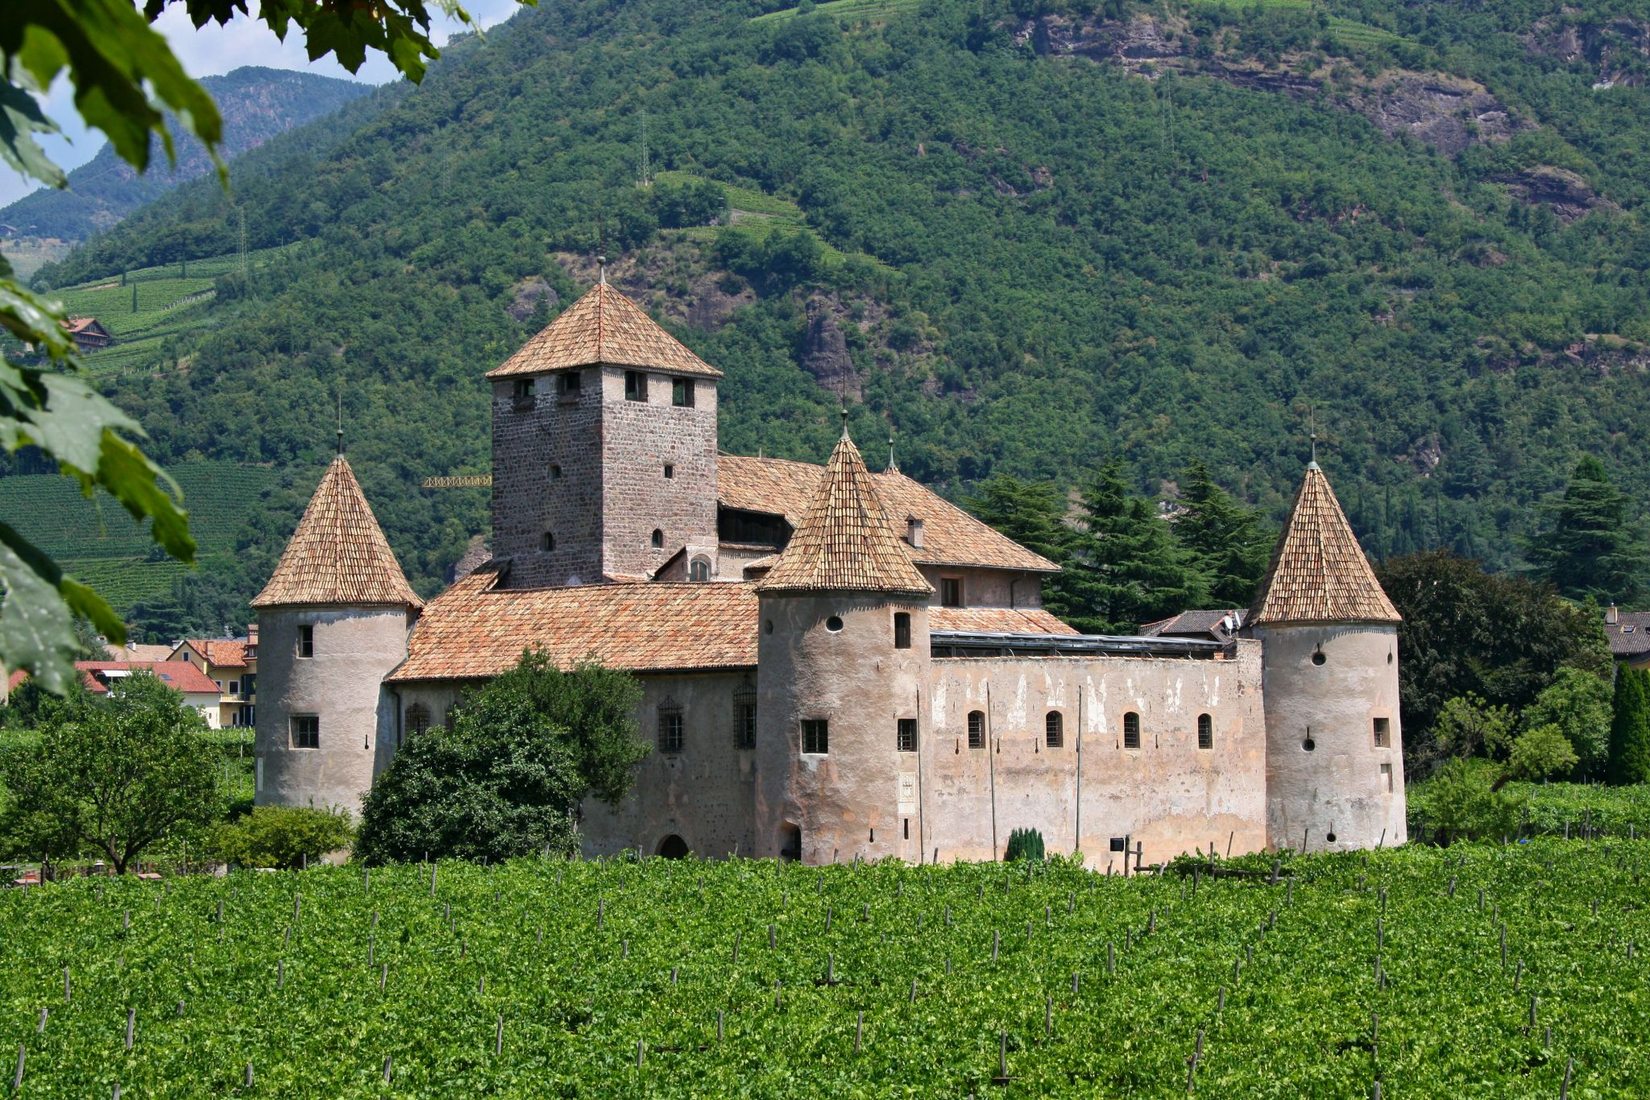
75, 661, 221, 695
387, 569, 757, 682
177, 639, 248, 668
252, 455, 423, 610
718, 455, 1057, 574
757, 434, 932, 596
929, 607, 1079, 634
1248, 464, 1399, 626
486, 282, 721, 380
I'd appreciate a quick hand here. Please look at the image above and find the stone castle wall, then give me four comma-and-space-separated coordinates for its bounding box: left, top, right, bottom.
490, 373, 605, 588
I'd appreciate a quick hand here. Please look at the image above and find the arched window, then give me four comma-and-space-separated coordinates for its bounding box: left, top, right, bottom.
1045, 711, 1064, 749
967, 710, 985, 749
651, 528, 664, 549
689, 557, 711, 582
1197, 713, 1213, 750
1123, 711, 1141, 749
540, 531, 554, 552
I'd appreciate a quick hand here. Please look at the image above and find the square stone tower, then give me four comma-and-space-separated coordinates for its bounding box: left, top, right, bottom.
486, 275, 722, 588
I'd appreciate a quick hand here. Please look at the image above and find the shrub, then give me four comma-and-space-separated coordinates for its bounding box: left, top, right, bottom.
1005, 827, 1045, 862
211, 806, 354, 869
1408, 759, 1526, 844
1507, 723, 1579, 781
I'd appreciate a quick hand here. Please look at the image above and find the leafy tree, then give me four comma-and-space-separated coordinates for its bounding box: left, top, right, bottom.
1527, 457, 1649, 605
355, 653, 646, 864
1521, 665, 1612, 778
1507, 723, 1579, 782
1173, 460, 1273, 608
0, 673, 220, 872
1077, 463, 1198, 634
1430, 693, 1515, 768
211, 805, 353, 870
1408, 758, 1526, 846
1607, 666, 1650, 786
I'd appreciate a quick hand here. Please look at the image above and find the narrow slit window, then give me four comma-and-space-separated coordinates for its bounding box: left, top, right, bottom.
735, 698, 757, 750
1045, 711, 1064, 749
802, 719, 829, 754
1380, 761, 1394, 791
1197, 713, 1213, 750
296, 624, 314, 659
1123, 711, 1141, 749
651, 529, 664, 549
967, 710, 985, 749
541, 531, 555, 552
893, 612, 911, 650
897, 718, 918, 753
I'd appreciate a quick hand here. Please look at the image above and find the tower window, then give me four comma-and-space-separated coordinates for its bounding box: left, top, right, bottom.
897, 718, 918, 753
1380, 761, 1394, 791
663, 463, 674, 479
296, 624, 314, 659
657, 706, 684, 754
550, 463, 562, 479
291, 715, 319, 750
558, 371, 582, 396
672, 377, 695, 407
651, 529, 664, 549
940, 577, 963, 607
1311, 646, 1326, 666
541, 531, 555, 552
689, 557, 711, 582
893, 612, 911, 649
802, 719, 829, 754
1123, 711, 1140, 749
735, 697, 757, 750
825, 615, 844, 633
1373, 717, 1391, 748
1045, 711, 1064, 748
1197, 713, 1213, 750
625, 370, 647, 402
967, 710, 985, 749
405, 704, 430, 737
511, 378, 534, 406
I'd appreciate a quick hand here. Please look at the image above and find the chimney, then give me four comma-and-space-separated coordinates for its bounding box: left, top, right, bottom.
906, 516, 925, 550
1607, 604, 1620, 625
246, 623, 259, 644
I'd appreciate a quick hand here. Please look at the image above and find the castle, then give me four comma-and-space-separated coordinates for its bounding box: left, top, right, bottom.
251, 275, 1407, 865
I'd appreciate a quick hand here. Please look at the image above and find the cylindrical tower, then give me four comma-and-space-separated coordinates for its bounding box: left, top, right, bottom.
752, 429, 933, 863
251, 453, 423, 816
1250, 462, 1406, 852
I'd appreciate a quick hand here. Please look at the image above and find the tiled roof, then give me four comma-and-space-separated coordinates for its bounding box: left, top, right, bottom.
718, 455, 1058, 574
758, 434, 933, 596
120, 643, 177, 662
175, 639, 249, 668
1248, 463, 1400, 626
65, 317, 103, 334
251, 455, 424, 610
1605, 611, 1650, 658
486, 281, 722, 380
387, 569, 758, 682
76, 661, 221, 696
1139, 609, 1246, 640
929, 607, 1079, 635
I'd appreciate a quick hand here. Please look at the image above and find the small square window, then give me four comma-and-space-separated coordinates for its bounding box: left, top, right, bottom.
1109, 836, 1127, 853
291, 715, 319, 749
802, 719, 829, 754
897, 718, 918, 752
967, 710, 985, 749
228, 680, 240, 696
672, 377, 695, 407
1373, 717, 1391, 748
940, 578, 963, 608
296, 624, 314, 659
550, 463, 562, 480
625, 370, 647, 402
559, 371, 582, 396
894, 612, 911, 649
511, 378, 534, 406
658, 707, 684, 754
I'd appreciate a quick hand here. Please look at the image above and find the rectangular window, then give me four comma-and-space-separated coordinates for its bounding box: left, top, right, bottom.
893, 612, 911, 649
736, 700, 757, 750
243, 674, 255, 697
559, 371, 582, 396
511, 378, 534, 407
1045, 711, 1064, 749
802, 719, 829, 754
897, 718, 918, 753
296, 625, 314, 659
658, 708, 684, 754
625, 370, 647, 402
1380, 761, 1394, 792
940, 577, 963, 608
1109, 836, 1127, 853
967, 710, 985, 749
1373, 717, 1391, 748
291, 715, 319, 749
1123, 711, 1141, 750
228, 679, 240, 696
1197, 713, 1213, 750
672, 377, 694, 407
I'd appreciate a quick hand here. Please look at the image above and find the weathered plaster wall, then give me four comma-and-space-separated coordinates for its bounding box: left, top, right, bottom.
1258, 624, 1406, 851
918, 567, 1044, 609
255, 606, 410, 816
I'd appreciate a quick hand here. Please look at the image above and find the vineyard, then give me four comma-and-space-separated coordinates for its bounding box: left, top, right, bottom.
2, 841, 1647, 1096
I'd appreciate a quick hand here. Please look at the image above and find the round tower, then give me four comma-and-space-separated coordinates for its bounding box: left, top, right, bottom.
1250, 462, 1406, 852
753, 429, 933, 864
251, 452, 423, 816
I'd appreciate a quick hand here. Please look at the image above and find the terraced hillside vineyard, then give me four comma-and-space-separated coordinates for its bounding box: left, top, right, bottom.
2, 842, 1647, 1095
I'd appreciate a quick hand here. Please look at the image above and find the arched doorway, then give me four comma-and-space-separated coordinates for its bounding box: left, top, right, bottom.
779, 823, 802, 862
657, 834, 689, 859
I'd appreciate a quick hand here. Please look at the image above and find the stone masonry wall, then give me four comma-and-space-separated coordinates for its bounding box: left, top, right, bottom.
491, 372, 605, 588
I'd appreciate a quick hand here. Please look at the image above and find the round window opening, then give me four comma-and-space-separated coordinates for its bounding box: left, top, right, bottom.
825, 615, 844, 633
1311, 650, 1327, 666
764, 620, 774, 635
1303, 738, 1316, 752
1325, 832, 1338, 843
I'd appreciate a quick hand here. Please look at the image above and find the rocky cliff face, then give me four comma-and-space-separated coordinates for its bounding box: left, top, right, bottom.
1525, 15, 1650, 87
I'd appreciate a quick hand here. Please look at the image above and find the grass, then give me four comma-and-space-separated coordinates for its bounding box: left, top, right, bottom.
751, 0, 923, 25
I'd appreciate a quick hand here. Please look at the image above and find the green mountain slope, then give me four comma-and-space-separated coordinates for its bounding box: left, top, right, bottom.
20, 0, 1650, 634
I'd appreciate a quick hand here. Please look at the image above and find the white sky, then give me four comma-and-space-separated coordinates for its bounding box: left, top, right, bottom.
0, 0, 522, 209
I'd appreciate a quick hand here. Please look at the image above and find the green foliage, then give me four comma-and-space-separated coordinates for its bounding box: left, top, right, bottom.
1004, 826, 1045, 861
1528, 456, 1649, 605
1607, 666, 1650, 786
355, 653, 646, 865
1509, 779, 1650, 838
1506, 723, 1579, 781
210, 805, 354, 870
1430, 693, 1515, 766
1172, 459, 1274, 608
0, 674, 221, 871
1078, 462, 1198, 633
1522, 665, 1613, 778
1407, 758, 1526, 845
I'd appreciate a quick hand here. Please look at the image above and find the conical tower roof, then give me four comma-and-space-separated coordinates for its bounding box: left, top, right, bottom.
252, 455, 423, 609
1248, 463, 1399, 626
486, 280, 722, 379
757, 431, 932, 597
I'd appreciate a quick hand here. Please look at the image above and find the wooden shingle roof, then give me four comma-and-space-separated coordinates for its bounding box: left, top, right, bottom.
486, 281, 722, 380
252, 455, 423, 610
757, 433, 933, 596
1248, 463, 1399, 626
386, 569, 757, 682
718, 455, 1058, 574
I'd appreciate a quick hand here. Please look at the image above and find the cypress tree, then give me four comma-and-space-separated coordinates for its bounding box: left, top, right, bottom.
1608, 666, 1650, 785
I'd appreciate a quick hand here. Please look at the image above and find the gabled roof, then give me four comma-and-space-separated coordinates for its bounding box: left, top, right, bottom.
65, 318, 108, 334
757, 433, 932, 597
1139, 609, 1246, 641
172, 639, 249, 668
1604, 610, 1650, 658
486, 281, 722, 380
1248, 463, 1400, 626
252, 455, 423, 610
718, 454, 1058, 574
75, 661, 221, 696
386, 568, 757, 681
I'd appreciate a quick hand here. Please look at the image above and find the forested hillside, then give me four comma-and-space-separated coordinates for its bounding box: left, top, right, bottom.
20, 0, 1650, 635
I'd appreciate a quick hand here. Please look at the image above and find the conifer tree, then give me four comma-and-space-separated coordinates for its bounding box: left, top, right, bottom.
1528, 457, 1648, 605
1075, 462, 1198, 634
1173, 460, 1273, 608
1608, 665, 1650, 786
967, 474, 1094, 628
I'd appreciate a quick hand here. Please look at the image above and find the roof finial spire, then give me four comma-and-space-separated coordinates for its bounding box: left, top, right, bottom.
840, 406, 850, 441
887, 428, 898, 474
336, 390, 344, 455
597, 255, 607, 286
1307, 404, 1319, 469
